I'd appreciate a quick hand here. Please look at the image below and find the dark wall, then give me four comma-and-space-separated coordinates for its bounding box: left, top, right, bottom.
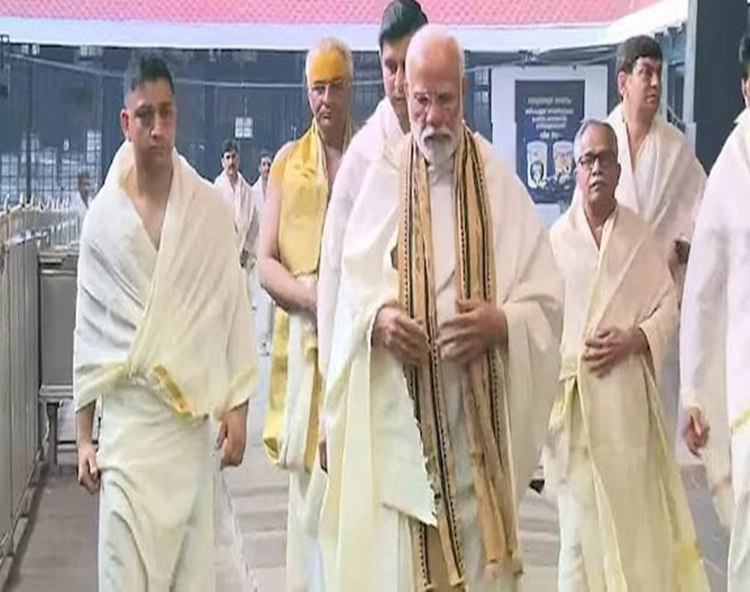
683, 0, 749, 171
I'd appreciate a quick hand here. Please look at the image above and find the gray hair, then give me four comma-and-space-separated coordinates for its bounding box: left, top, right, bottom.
573, 119, 619, 161
405, 24, 465, 80
304, 37, 354, 85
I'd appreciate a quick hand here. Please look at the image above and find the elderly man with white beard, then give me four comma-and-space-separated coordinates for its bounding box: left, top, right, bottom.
317, 24, 563, 592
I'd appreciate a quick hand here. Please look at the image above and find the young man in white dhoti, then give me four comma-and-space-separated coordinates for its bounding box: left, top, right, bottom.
74, 55, 257, 591
318, 26, 563, 592
214, 139, 259, 310
681, 107, 750, 590
606, 35, 707, 449
317, 0, 428, 376
252, 152, 274, 355
545, 120, 709, 591
258, 37, 354, 592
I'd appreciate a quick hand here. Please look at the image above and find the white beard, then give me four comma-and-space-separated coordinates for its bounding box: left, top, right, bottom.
414, 125, 457, 168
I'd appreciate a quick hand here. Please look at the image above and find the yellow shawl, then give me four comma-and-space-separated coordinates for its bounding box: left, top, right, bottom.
263, 120, 353, 471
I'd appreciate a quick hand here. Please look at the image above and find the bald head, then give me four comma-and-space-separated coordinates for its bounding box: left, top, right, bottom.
404, 25, 465, 166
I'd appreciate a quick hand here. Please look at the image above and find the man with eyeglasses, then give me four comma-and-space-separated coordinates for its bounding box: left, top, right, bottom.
258, 36, 354, 592
606, 35, 706, 451
545, 119, 709, 590
318, 25, 563, 591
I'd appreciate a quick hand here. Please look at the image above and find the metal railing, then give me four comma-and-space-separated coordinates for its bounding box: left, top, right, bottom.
0, 202, 79, 576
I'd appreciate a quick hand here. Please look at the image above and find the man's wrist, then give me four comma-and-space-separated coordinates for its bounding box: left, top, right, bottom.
629, 327, 648, 354
492, 307, 509, 350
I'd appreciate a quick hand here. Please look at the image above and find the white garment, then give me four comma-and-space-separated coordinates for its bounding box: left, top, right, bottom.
547, 201, 709, 590
319, 134, 564, 592
317, 98, 404, 376
211, 426, 257, 592
252, 177, 274, 347
215, 170, 259, 305
607, 104, 707, 450
607, 104, 706, 256
75, 142, 258, 589
287, 471, 326, 592
680, 108, 750, 589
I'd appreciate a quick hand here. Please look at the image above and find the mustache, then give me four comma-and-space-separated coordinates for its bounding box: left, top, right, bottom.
421, 125, 454, 142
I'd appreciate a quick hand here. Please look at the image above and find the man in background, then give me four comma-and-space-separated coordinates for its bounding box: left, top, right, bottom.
215, 139, 259, 309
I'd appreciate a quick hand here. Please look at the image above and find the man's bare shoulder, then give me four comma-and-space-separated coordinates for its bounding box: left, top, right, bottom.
275, 141, 296, 164
268, 141, 296, 185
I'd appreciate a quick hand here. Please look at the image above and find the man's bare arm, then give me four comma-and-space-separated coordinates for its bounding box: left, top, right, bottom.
76, 402, 96, 446
258, 143, 316, 316
220, 400, 249, 468
76, 402, 100, 494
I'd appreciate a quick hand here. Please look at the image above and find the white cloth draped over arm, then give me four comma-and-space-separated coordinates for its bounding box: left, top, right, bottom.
318, 152, 436, 592
480, 136, 565, 497
318, 98, 405, 378
317, 139, 366, 379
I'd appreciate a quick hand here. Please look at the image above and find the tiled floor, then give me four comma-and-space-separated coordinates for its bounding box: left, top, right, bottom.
4, 357, 729, 591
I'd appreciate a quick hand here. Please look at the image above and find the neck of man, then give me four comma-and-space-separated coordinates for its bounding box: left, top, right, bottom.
583, 195, 616, 244
135, 158, 173, 204
623, 100, 655, 148
228, 170, 239, 188
319, 123, 346, 152
397, 113, 410, 134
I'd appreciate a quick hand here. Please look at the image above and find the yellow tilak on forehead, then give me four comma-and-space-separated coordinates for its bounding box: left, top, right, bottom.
307, 48, 349, 87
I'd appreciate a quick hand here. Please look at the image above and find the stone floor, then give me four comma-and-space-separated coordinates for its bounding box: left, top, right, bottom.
3, 356, 730, 591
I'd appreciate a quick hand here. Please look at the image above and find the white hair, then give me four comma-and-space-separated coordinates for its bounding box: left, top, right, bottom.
304, 37, 354, 84
405, 24, 465, 80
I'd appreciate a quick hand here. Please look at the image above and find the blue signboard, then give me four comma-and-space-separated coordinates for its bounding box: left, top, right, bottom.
515, 80, 585, 205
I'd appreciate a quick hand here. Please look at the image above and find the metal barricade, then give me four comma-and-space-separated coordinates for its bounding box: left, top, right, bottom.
0, 212, 12, 556
38, 246, 78, 468
0, 204, 78, 571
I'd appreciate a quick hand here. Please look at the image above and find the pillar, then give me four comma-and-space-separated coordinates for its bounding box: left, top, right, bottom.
683, 0, 748, 171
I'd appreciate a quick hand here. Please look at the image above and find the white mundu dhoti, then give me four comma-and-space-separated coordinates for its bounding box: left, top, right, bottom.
680, 109, 750, 591
75, 142, 258, 590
